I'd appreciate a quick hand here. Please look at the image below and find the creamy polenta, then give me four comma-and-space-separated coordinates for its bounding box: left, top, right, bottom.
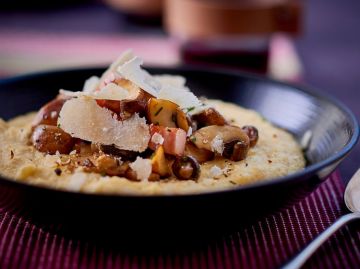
0, 99, 305, 195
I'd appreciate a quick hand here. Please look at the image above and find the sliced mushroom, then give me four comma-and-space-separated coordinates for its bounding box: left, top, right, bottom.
95, 99, 121, 114
119, 90, 153, 119
95, 154, 128, 176
96, 89, 152, 119
125, 167, 139, 181
242, 125, 259, 147
32, 98, 69, 127
151, 146, 171, 177
147, 98, 191, 131
222, 140, 249, 161
191, 125, 250, 161
147, 98, 178, 127
191, 107, 226, 128
172, 156, 200, 180
32, 125, 75, 154
184, 141, 214, 163
148, 173, 161, 182
176, 107, 190, 132
100, 144, 138, 161
73, 140, 98, 156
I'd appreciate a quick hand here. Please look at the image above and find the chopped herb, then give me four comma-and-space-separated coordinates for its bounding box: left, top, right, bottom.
230, 118, 236, 123
245, 163, 248, 167
186, 106, 195, 112
101, 172, 107, 177
154, 107, 163, 116
10, 150, 14, 159
190, 136, 196, 143
54, 168, 62, 176
57, 123, 61, 128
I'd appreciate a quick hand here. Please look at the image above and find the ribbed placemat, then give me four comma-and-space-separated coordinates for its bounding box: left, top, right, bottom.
0, 172, 359, 269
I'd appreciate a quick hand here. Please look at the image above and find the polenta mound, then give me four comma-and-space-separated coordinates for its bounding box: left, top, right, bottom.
0, 99, 305, 195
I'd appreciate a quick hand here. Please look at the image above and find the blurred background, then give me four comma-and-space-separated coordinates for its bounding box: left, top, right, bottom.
0, 0, 359, 180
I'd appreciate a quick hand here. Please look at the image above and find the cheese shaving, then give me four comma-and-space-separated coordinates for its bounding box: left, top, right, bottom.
154, 75, 186, 88
209, 165, 223, 179
59, 83, 129, 101
94, 83, 129, 100
58, 97, 150, 152
129, 157, 152, 181
108, 49, 135, 72
83, 76, 100, 93
104, 52, 205, 113
186, 127, 193, 137
157, 83, 202, 111
211, 135, 224, 154
117, 56, 161, 97
151, 132, 164, 145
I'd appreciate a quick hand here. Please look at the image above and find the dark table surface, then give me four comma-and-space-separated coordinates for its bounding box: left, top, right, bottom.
0, 0, 359, 183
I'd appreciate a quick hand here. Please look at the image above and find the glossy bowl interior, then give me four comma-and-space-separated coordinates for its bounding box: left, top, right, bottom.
0, 67, 358, 239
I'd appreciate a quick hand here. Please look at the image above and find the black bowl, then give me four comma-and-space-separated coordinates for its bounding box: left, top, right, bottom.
0, 67, 358, 241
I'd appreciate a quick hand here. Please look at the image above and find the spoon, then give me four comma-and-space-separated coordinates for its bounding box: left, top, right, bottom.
283, 169, 360, 269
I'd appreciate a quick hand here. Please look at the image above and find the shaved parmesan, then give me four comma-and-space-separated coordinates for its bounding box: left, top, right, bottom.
154, 74, 204, 112
211, 135, 224, 154
58, 98, 150, 152
83, 76, 100, 93
98, 50, 135, 89
108, 49, 135, 72
157, 83, 202, 111
209, 165, 223, 179
154, 75, 186, 88
186, 126, 193, 137
94, 83, 129, 100
59, 83, 129, 101
151, 132, 164, 145
129, 157, 152, 181
117, 56, 161, 97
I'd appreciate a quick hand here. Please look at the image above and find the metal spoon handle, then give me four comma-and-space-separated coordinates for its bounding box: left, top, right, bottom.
282, 212, 360, 269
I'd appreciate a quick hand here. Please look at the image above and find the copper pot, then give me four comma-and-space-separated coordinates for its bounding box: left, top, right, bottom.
165, 0, 301, 38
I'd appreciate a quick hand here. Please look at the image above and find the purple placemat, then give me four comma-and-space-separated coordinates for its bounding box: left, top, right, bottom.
0, 171, 359, 269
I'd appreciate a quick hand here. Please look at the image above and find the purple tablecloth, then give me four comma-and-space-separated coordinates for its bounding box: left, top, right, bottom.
0, 171, 359, 269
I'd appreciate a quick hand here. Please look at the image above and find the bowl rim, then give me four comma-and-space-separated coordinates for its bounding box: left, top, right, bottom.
0, 66, 358, 199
